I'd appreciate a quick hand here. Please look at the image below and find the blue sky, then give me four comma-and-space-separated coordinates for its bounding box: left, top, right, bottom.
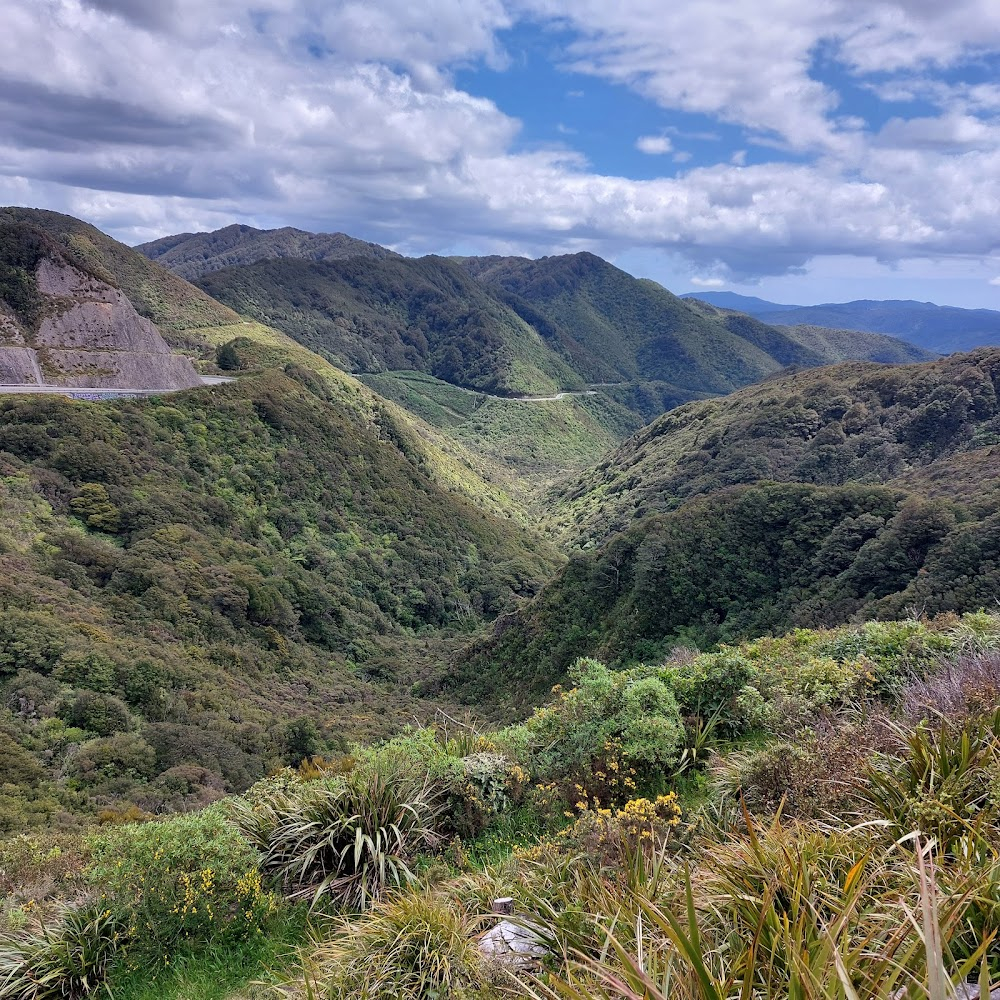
455, 23, 808, 182
5, 1, 1000, 307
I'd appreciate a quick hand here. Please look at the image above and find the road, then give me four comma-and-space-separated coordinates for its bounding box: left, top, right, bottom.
507, 389, 600, 402
350, 371, 623, 403
0, 376, 235, 399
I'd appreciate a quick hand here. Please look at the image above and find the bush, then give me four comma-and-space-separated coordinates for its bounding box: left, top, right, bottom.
63, 733, 156, 795
545, 793, 683, 869
303, 886, 494, 999
230, 765, 439, 912
58, 691, 132, 737
661, 649, 762, 738
352, 728, 527, 839
514, 659, 684, 812
861, 710, 1000, 854
0, 904, 120, 999
85, 805, 275, 963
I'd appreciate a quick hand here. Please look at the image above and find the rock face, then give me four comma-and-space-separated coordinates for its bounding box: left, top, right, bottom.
0, 347, 44, 384
0, 233, 201, 391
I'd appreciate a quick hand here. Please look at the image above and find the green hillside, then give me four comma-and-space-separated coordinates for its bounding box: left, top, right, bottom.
0, 207, 533, 514
554, 349, 1000, 545
357, 370, 643, 486
0, 212, 577, 826
196, 255, 583, 396
137, 223, 397, 281
462, 252, 932, 388
454, 481, 1000, 701
454, 349, 1000, 701
0, 368, 560, 827
189, 245, 933, 484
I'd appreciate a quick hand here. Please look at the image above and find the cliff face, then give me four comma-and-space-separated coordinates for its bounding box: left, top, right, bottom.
0, 226, 202, 390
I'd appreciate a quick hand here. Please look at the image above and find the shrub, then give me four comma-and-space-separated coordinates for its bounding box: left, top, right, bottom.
0, 904, 120, 999
548, 793, 682, 869
900, 652, 1000, 724
661, 649, 762, 738
861, 710, 1000, 854
85, 805, 275, 962
230, 766, 439, 912
516, 659, 684, 812
58, 691, 132, 737
302, 886, 493, 999
63, 733, 156, 795
0, 833, 88, 908
352, 728, 527, 839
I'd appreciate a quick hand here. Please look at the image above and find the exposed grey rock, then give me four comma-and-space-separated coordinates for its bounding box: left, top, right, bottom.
1, 257, 200, 390
0, 306, 26, 346
477, 898, 548, 970
0, 347, 43, 384
46, 350, 202, 390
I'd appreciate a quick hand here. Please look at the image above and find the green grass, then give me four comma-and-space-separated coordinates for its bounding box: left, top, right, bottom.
359, 370, 642, 487
98, 908, 307, 1000
462, 806, 544, 869
357, 371, 487, 429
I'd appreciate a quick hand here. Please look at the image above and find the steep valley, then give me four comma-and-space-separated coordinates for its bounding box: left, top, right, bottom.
3, 211, 1000, 1000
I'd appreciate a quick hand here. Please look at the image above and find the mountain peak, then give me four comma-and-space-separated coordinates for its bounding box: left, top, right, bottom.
137, 223, 397, 280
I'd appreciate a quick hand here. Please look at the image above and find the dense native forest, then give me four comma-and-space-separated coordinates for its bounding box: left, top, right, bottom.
1, 210, 1000, 1000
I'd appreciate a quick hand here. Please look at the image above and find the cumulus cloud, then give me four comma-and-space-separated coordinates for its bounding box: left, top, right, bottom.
636, 135, 672, 155
3, 0, 1000, 283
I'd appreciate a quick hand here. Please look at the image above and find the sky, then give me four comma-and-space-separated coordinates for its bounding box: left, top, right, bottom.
5, 2, 1000, 307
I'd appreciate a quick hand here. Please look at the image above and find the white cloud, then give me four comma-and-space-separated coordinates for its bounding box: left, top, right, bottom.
3, 0, 1000, 289
689, 276, 726, 287
636, 134, 672, 155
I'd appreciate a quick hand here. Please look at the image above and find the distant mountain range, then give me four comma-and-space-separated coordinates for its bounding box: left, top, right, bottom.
682, 290, 1000, 354
128, 227, 934, 480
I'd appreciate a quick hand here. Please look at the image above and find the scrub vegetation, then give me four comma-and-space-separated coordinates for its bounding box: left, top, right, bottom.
2, 210, 1000, 1000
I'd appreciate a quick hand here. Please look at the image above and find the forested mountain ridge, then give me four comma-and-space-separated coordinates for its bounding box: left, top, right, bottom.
553, 348, 1000, 546
188, 242, 932, 482
132, 219, 929, 404
195, 254, 584, 397
453, 349, 1000, 701
459, 252, 932, 390
137, 223, 397, 281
